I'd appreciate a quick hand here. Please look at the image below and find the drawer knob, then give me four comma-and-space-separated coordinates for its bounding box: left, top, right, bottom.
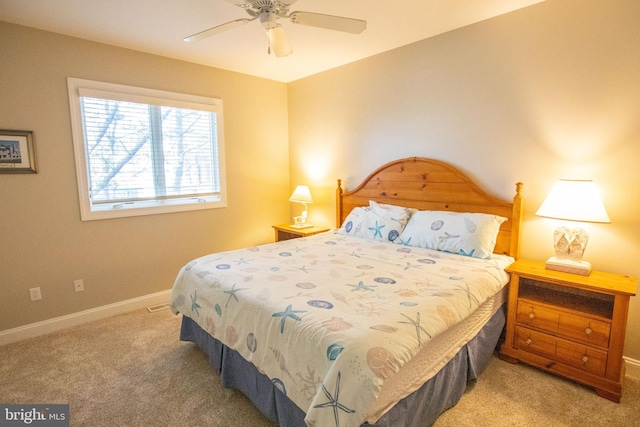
528, 312, 536, 319
585, 327, 593, 335
526, 338, 533, 345
582, 355, 589, 363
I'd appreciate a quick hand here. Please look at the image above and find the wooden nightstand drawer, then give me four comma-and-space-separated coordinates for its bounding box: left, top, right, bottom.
515, 326, 608, 376
557, 312, 610, 349
516, 300, 560, 332
516, 299, 611, 348
556, 338, 608, 377
514, 326, 557, 359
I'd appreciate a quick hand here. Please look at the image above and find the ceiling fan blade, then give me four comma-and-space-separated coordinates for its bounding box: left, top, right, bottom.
289, 12, 366, 34
184, 18, 253, 42
267, 25, 293, 57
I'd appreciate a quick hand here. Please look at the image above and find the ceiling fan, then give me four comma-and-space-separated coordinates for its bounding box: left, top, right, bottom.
184, 0, 367, 57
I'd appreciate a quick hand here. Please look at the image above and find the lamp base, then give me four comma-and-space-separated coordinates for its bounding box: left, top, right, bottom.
290, 223, 313, 229
545, 256, 592, 276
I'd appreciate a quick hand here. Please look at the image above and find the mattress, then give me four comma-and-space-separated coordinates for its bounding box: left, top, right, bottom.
170, 231, 513, 427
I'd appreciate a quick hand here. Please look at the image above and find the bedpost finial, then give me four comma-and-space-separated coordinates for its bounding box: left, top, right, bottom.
515, 182, 523, 195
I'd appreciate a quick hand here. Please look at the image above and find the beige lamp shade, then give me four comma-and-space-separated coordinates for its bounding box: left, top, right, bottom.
536, 179, 610, 223
289, 185, 313, 204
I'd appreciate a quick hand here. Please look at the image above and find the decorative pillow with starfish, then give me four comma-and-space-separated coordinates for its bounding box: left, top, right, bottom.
337, 201, 413, 242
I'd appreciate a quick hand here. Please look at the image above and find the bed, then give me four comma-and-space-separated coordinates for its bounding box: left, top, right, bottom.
171, 157, 523, 427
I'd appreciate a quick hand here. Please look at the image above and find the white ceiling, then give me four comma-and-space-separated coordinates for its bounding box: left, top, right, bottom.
0, 0, 545, 83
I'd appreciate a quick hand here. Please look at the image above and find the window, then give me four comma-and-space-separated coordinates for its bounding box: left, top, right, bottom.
67, 78, 226, 220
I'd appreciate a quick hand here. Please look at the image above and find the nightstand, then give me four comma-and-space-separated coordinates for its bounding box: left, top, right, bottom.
500, 259, 637, 402
272, 224, 330, 242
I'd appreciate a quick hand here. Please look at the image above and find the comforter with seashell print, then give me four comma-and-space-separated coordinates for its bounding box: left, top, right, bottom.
170, 231, 513, 427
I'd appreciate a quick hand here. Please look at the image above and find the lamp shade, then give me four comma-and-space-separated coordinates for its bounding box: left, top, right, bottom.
289, 185, 313, 204
267, 25, 292, 57
536, 179, 610, 223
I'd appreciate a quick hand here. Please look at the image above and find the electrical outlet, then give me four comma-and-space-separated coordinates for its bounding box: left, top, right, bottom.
29, 287, 42, 301
74, 279, 84, 292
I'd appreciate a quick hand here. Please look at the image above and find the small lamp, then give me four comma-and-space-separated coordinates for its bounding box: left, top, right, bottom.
536, 179, 610, 275
289, 185, 313, 228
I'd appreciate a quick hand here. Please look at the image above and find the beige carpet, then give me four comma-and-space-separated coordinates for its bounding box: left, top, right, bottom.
1, 308, 638, 426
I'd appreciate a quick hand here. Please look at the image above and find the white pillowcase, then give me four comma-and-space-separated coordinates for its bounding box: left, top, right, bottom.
368, 200, 417, 218
337, 201, 413, 242
395, 210, 507, 258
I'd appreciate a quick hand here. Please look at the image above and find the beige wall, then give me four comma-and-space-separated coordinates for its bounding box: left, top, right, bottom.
0, 22, 290, 330
288, 0, 640, 359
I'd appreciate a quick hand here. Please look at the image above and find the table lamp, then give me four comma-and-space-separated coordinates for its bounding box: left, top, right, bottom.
289, 185, 313, 228
536, 179, 610, 275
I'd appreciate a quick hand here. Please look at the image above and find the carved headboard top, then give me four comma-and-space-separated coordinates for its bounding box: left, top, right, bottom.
336, 157, 523, 258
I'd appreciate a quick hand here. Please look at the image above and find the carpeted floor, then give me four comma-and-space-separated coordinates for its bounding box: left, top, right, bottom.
1, 308, 638, 426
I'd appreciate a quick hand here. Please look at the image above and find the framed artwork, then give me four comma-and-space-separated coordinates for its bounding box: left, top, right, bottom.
0, 130, 37, 173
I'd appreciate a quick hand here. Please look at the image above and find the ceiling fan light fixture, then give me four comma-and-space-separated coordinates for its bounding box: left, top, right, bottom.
266, 25, 292, 57
259, 10, 278, 29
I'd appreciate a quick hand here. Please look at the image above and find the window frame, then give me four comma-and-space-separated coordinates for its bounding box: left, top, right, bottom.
67, 77, 227, 221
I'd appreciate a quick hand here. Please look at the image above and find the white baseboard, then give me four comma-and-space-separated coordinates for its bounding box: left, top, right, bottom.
0, 289, 172, 346
624, 356, 640, 379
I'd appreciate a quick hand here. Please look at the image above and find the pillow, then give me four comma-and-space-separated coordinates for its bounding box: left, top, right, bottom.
395, 210, 507, 258
337, 202, 413, 242
368, 200, 417, 218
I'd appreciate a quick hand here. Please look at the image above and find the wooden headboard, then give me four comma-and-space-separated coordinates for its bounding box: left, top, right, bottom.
336, 157, 523, 258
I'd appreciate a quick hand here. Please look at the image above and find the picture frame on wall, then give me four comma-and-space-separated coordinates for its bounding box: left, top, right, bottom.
0, 130, 37, 174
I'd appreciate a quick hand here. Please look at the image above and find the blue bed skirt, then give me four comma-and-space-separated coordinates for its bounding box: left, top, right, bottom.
180, 305, 505, 427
